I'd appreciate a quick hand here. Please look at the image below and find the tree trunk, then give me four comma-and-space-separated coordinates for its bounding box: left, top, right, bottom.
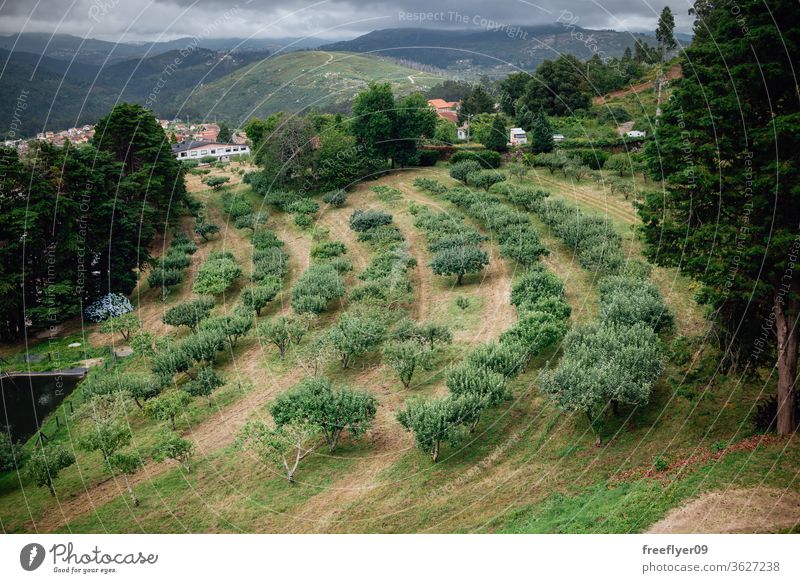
456, 273, 463, 285
133, 397, 143, 410
774, 291, 798, 435
124, 475, 139, 506
431, 440, 440, 463
171, 415, 176, 431
47, 479, 55, 497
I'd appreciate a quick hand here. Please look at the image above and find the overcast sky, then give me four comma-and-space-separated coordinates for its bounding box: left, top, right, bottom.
0, 0, 695, 42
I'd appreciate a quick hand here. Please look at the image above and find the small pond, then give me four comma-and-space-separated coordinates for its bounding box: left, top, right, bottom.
0, 369, 86, 444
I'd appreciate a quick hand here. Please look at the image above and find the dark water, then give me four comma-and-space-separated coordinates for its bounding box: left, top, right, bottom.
0, 372, 84, 444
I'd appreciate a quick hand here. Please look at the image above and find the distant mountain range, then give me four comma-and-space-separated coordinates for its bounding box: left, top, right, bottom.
1, 26, 690, 138
0, 33, 328, 65
320, 26, 672, 75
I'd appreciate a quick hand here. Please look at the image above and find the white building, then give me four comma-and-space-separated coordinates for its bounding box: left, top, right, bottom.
509, 128, 527, 146
625, 130, 647, 139
172, 140, 250, 162
552, 134, 566, 142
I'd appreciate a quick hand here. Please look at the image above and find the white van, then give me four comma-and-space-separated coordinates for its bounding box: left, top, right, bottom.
509, 128, 528, 146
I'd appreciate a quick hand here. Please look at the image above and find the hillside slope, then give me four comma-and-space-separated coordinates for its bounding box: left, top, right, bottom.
180, 51, 446, 124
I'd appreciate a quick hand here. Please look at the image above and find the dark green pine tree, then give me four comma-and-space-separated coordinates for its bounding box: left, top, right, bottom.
639, 0, 800, 434
656, 6, 677, 60
216, 122, 233, 143
529, 111, 554, 154
483, 115, 508, 153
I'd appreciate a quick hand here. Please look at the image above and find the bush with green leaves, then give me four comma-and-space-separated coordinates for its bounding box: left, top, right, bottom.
151, 345, 192, 382
499, 311, 568, 359
240, 279, 281, 315
159, 250, 191, 271
396, 394, 483, 462
180, 328, 226, 364
205, 176, 230, 189
466, 169, 506, 191
598, 275, 673, 332
270, 376, 377, 452
0, 432, 23, 472
466, 341, 527, 379
356, 225, 405, 247
252, 247, 289, 283
251, 229, 284, 250
99, 312, 141, 341
382, 340, 435, 388
148, 266, 185, 298
321, 313, 386, 368
445, 363, 506, 430
427, 231, 488, 254
221, 191, 253, 219
449, 149, 502, 168
349, 209, 393, 232
194, 219, 220, 241
24, 445, 75, 496
311, 241, 347, 260
144, 390, 192, 431
236, 419, 319, 483
235, 212, 269, 231
287, 198, 320, 216
510, 265, 566, 312
162, 296, 215, 331
256, 315, 309, 358
449, 160, 482, 183
184, 365, 224, 402
539, 322, 664, 437
322, 189, 348, 207
413, 177, 449, 195
603, 153, 633, 176
151, 431, 195, 471
495, 185, 550, 212
81, 371, 161, 409
498, 228, 548, 265
291, 263, 345, 314
193, 251, 242, 295
429, 245, 489, 285
199, 309, 254, 349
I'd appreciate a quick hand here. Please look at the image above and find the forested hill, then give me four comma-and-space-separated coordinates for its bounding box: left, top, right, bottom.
320, 26, 657, 74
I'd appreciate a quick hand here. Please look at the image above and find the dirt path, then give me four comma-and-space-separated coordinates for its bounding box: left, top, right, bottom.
593, 65, 682, 106
392, 176, 517, 342
646, 487, 800, 533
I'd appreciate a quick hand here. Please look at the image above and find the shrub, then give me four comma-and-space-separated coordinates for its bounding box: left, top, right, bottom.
311, 241, 347, 260
184, 365, 224, 401
180, 328, 226, 363
322, 189, 347, 207
417, 149, 441, 166
252, 247, 289, 282
251, 229, 284, 250
349, 209, 393, 232
466, 342, 527, 379
466, 170, 506, 191
449, 149, 502, 168
294, 213, 313, 229
356, 225, 405, 247
234, 212, 269, 231
291, 263, 345, 314
413, 177, 449, 195
539, 322, 664, 435
270, 376, 377, 451
510, 266, 566, 311
321, 313, 386, 368
449, 160, 482, 183
288, 198, 320, 215
159, 250, 191, 271
195, 220, 220, 241
257, 315, 309, 358
205, 176, 230, 189
151, 345, 192, 381
193, 251, 242, 295
429, 245, 489, 285
498, 228, 548, 265
499, 311, 568, 358
598, 275, 673, 331
604, 153, 633, 176
162, 296, 216, 331
396, 395, 481, 462
240, 279, 281, 315
382, 340, 434, 387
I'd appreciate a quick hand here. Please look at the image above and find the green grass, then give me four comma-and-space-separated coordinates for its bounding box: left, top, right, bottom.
185, 51, 445, 122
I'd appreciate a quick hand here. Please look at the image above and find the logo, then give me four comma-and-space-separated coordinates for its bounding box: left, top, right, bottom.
20, 543, 46, 571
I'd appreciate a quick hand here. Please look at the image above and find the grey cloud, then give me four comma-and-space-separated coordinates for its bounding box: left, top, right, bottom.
0, 0, 695, 41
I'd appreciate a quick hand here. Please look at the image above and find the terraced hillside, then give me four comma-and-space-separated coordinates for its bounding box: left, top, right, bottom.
1, 160, 797, 535
181, 51, 446, 123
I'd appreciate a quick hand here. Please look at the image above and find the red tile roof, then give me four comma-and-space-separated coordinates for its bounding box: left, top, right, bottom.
436, 110, 459, 124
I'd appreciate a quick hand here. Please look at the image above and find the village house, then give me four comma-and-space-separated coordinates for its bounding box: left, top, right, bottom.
171, 140, 250, 162
427, 99, 460, 124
